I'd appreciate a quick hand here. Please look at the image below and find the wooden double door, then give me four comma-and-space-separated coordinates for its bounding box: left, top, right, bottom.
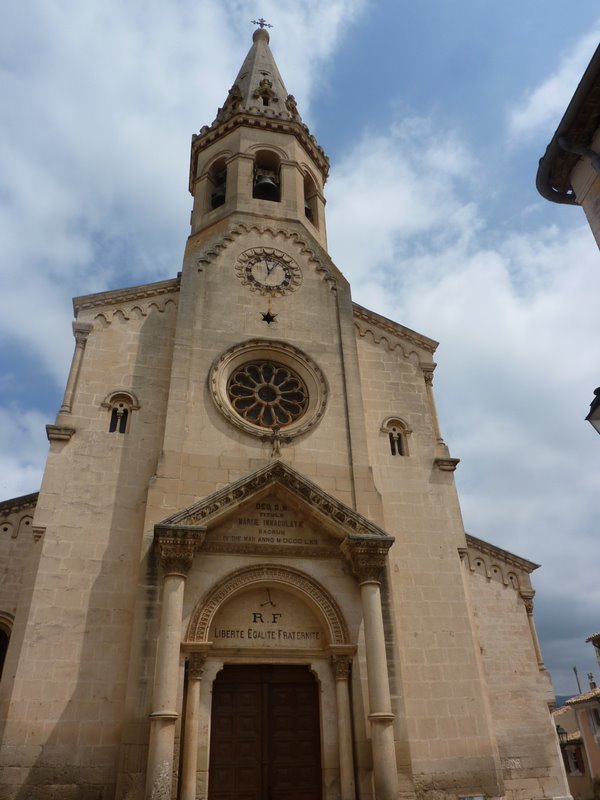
208, 665, 322, 800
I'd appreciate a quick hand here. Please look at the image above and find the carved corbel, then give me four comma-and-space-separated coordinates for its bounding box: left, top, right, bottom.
46, 424, 76, 442
520, 589, 535, 616
341, 536, 394, 584
434, 456, 460, 472
154, 526, 207, 578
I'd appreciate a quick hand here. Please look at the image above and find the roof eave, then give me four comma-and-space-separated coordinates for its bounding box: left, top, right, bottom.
536, 44, 600, 204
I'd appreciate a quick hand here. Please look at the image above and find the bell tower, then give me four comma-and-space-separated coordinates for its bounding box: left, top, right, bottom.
188, 26, 329, 249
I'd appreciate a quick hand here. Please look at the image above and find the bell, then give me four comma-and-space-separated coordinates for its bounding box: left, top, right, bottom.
211, 184, 226, 209
304, 201, 314, 222
253, 174, 280, 202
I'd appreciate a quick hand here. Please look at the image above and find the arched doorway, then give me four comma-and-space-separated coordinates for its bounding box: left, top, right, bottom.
208, 664, 322, 800
180, 565, 355, 800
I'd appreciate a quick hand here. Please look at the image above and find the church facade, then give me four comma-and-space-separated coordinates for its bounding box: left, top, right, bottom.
0, 28, 570, 800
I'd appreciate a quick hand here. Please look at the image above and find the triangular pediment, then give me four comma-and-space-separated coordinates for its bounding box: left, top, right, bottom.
156, 461, 392, 547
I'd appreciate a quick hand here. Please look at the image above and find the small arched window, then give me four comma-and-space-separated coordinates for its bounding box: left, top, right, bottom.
303, 173, 318, 228
381, 417, 411, 457
208, 157, 227, 210
253, 150, 281, 202
101, 391, 140, 435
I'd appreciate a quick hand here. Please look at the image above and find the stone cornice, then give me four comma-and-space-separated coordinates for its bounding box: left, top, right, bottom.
73, 277, 180, 314
0, 492, 39, 516
158, 460, 392, 542
353, 303, 438, 356
193, 221, 338, 290
465, 533, 539, 573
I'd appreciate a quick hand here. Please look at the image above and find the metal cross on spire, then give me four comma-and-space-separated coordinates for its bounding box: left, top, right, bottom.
251, 17, 273, 29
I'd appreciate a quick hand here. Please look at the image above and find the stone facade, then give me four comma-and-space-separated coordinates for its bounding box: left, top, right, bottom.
0, 27, 571, 800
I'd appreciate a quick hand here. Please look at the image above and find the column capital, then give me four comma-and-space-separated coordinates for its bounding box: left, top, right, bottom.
331, 654, 352, 681
187, 652, 206, 680
72, 320, 93, 347
519, 589, 535, 615
421, 364, 435, 386
342, 536, 393, 584
155, 526, 206, 577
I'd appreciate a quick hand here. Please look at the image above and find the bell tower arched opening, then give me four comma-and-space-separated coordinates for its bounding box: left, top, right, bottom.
253, 149, 281, 202
304, 171, 319, 228
208, 157, 227, 210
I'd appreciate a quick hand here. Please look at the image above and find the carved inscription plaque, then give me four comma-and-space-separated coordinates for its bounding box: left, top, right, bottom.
206, 494, 334, 555
211, 587, 325, 649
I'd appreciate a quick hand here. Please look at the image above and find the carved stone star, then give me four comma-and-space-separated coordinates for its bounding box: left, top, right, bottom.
261, 310, 277, 324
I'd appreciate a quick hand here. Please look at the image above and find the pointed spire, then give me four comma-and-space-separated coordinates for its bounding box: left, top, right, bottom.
214, 28, 302, 125
191, 28, 329, 189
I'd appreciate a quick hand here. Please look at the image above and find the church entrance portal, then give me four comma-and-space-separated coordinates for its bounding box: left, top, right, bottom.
208, 664, 323, 800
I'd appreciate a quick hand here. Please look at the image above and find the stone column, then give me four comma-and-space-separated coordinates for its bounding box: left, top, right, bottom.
422, 366, 445, 446
146, 528, 205, 800
331, 655, 356, 800
343, 537, 398, 800
59, 321, 93, 413
520, 590, 545, 668
180, 653, 206, 800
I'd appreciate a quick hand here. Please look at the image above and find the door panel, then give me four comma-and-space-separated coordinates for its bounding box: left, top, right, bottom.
208, 665, 322, 800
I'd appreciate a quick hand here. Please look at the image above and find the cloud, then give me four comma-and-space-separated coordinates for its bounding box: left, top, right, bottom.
0, 407, 49, 499
508, 26, 600, 140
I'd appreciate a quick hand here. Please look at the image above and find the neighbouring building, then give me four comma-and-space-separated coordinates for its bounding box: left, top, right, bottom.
553, 703, 593, 800
536, 43, 600, 248
0, 27, 571, 800
555, 636, 600, 800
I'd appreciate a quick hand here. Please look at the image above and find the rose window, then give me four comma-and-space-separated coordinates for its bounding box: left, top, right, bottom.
226, 361, 308, 428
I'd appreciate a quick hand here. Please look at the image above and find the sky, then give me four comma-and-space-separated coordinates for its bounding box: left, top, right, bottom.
1, 0, 599, 696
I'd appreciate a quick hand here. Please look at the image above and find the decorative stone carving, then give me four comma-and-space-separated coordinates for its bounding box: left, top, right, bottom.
253, 77, 279, 105
32, 525, 45, 543
74, 278, 180, 314
154, 527, 206, 577
341, 537, 394, 584
185, 564, 349, 645
353, 304, 437, 357
194, 222, 337, 290
434, 456, 460, 472
520, 590, 535, 615
209, 342, 327, 440
73, 321, 93, 348
331, 654, 352, 681
285, 94, 300, 119
422, 367, 435, 386
46, 424, 76, 442
260, 424, 293, 458
187, 653, 206, 680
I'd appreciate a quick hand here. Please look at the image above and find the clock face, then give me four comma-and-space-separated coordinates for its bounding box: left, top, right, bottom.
250, 254, 289, 288
236, 248, 302, 295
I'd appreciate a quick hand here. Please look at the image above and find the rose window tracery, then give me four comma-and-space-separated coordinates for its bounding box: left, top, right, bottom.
226, 361, 308, 428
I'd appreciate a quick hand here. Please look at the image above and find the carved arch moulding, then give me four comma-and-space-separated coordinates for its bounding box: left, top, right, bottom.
185, 564, 350, 646
193, 222, 338, 290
